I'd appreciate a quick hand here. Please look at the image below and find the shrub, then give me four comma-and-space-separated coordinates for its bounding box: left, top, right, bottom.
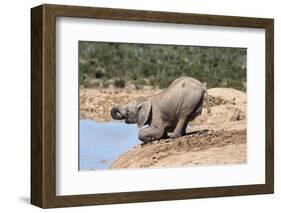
114, 79, 126, 88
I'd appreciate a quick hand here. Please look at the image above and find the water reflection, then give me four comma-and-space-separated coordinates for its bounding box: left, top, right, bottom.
79, 120, 140, 170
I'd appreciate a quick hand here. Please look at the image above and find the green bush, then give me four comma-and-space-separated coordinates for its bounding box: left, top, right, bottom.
134, 78, 146, 85
114, 79, 126, 88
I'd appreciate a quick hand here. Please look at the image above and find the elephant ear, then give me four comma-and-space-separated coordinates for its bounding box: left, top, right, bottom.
137, 99, 152, 128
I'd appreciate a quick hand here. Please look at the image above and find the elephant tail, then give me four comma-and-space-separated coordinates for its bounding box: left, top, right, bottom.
202, 82, 211, 114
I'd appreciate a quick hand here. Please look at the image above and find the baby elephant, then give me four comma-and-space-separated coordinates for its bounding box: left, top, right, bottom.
111, 77, 208, 143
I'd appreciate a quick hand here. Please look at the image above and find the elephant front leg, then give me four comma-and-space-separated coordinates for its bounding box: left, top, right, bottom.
138, 126, 165, 143
170, 118, 188, 139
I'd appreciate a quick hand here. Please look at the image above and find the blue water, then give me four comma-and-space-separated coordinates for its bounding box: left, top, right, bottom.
79, 120, 140, 170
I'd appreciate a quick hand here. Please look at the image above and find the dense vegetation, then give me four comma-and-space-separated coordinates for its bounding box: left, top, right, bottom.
79, 41, 246, 91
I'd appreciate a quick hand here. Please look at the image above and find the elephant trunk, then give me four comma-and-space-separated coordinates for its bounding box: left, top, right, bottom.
111, 106, 126, 120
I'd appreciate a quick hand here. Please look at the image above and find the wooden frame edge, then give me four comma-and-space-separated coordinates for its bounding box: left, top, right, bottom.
265, 19, 274, 194
31, 5, 44, 207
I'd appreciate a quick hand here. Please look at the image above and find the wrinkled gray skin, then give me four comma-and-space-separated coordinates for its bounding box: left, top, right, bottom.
111, 77, 207, 143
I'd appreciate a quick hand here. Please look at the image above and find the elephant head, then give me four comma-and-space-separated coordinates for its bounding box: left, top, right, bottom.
111, 98, 151, 127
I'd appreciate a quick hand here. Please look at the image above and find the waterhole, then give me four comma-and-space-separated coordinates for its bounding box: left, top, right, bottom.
79, 120, 140, 170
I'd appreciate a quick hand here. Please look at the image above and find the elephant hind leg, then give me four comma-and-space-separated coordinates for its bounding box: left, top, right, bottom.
170, 118, 189, 139
188, 99, 203, 122
171, 98, 204, 139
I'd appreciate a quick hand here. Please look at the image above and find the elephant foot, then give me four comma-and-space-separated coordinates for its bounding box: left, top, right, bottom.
138, 133, 155, 143
170, 131, 183, 139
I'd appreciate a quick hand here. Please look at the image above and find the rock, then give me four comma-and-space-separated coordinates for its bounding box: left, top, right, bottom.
207, 88, 246, 105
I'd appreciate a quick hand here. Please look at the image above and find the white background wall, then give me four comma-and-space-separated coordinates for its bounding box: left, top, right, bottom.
0, 0, 279, 212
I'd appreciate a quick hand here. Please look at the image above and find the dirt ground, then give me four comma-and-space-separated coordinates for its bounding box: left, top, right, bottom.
110, 129, 246, 168
80, 87, 247, 169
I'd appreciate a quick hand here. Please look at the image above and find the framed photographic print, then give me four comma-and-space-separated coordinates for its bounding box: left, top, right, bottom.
31, 4, 274, 208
